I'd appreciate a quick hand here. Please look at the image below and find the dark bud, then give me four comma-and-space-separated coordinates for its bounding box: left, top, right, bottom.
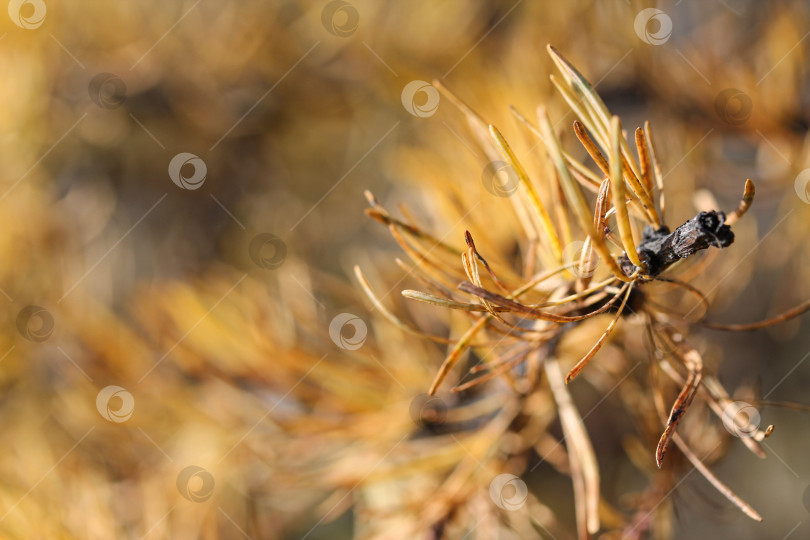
619, 210, 734, 277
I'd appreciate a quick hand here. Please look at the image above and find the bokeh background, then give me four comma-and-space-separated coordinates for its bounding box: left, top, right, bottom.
1, 0, 810, 538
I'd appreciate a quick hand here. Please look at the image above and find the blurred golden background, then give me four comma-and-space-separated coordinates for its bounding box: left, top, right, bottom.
1, 0, 810, 538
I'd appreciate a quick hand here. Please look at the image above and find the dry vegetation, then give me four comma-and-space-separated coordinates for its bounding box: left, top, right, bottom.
1, 1, 810, 539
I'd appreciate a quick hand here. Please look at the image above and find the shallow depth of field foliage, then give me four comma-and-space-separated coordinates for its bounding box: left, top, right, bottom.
1, 1, 810, 539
